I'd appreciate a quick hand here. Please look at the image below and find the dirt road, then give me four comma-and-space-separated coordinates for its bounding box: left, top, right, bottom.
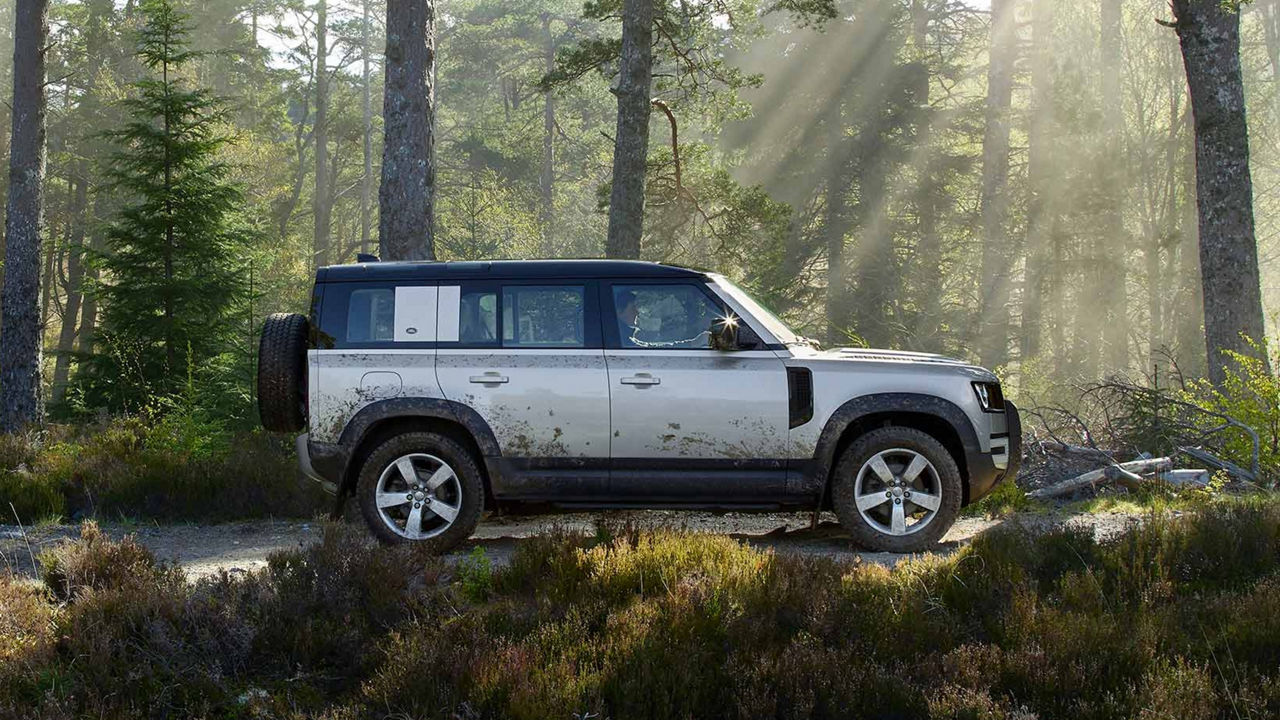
0, 509, 1141, 580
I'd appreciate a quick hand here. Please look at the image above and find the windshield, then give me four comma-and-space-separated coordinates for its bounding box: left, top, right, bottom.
710, 275, 804, 345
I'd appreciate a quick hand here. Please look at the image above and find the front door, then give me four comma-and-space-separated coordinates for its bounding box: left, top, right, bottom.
603, 282, 791, 501
434, 281, 611, 499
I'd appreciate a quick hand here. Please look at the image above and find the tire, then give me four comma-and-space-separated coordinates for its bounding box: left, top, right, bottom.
356, 431, 484, 552
257, 312, 309, 433
831, 426, 963, 553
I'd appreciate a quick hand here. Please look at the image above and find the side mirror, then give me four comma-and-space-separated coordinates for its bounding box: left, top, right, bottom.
710, 316, 752, 351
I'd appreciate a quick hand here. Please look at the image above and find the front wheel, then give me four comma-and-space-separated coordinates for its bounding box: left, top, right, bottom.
355, 431, 484, 551
830, 427, 962, 553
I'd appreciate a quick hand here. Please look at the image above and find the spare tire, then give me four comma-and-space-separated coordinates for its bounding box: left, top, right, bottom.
258, 313, 309, 433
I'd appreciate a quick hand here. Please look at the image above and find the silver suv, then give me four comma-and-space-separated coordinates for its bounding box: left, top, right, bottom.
257, 260, 1020, 552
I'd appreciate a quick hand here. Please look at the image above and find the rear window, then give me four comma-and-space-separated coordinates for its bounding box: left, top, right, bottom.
346, 288, 394, 342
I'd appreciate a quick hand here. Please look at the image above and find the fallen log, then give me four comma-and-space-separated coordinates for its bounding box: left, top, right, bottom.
1027, 457, 1173, 499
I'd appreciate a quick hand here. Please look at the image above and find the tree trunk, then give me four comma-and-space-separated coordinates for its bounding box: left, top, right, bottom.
314, 0, 330, 267
539, 13, 556, 255
360, 0, 372, 255
824, 103, 850, 346
77, 192, 107, 357
1170, 0, 1268, 384
604, 0, 654, 260
379, 0, 436, 261
908, 3, 942, 351
0, 0, 49, 433
52, 165, 88, 405
977, 0, 1015, 368
1020, 0, 1055, 365
1096, 0, 1128, 372
1173, 101, 1205, 377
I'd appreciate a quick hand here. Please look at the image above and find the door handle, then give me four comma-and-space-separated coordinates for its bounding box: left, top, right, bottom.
469, 372, 509, 384
620, 374, 660, 386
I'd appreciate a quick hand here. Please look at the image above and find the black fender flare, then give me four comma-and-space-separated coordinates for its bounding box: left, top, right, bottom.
311, 398, 503, 494
808, 393, 986, 498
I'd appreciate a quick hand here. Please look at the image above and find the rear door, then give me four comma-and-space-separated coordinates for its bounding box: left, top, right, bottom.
602, 281, 792, 501
434, 281, 611, 499
310, 281, 442, 444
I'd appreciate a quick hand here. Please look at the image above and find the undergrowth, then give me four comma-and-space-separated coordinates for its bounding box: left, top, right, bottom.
0, 414, 325, 523
3, 498, 1280, 718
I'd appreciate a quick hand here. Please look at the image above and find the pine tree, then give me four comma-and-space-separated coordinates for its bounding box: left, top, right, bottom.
87, 0, 248, 405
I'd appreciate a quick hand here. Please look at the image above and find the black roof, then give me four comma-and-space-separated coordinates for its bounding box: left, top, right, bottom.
317, 259, 706, 283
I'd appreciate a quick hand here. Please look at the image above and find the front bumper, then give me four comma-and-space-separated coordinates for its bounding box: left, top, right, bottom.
965, 400, 1022, 503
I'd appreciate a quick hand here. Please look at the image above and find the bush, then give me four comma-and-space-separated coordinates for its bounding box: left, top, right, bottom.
5, 501, 1280, 718
0, 415, 325, 523
1185, 340, 1280, 482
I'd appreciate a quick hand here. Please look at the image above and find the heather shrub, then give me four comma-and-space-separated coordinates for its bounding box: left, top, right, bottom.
38, 521, 169, 601
6, 503, 1280, 718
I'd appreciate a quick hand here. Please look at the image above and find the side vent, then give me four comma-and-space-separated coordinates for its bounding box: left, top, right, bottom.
787, 367, 814, 429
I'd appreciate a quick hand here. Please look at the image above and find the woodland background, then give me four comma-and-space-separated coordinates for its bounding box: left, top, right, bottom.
0, 0, 1276, 495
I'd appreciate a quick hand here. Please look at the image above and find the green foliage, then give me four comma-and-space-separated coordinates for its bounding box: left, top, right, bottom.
82, 0, 251, 411
1184, 339, 1280, 482
7, 501, 1280, 717
964, 476, 1040, 517
0, 416, 324, 523
456, 546, 494, 603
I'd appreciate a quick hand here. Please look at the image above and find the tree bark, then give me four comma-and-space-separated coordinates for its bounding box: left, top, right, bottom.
0, 0, 49, 433
1173, 102, 1205, 376
379, 0, 436, 261
1170, 0, 1268, 384
361, 0, 372, 255
977, 0, 1015, 368
604, 0, 654, 260
314, 0, 330, 267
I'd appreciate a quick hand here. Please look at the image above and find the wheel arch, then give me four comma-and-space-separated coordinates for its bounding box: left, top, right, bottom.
813, 393, 981, 507
336, 398, 501, 503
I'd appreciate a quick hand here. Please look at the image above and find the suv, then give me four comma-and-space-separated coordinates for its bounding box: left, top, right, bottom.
258, 259, 1020, 552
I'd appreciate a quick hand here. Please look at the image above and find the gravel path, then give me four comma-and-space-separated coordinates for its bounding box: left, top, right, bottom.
0, 509, 1143, 580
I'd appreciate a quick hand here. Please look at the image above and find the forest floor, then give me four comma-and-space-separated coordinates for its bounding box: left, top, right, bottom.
0, 507, 1146, 580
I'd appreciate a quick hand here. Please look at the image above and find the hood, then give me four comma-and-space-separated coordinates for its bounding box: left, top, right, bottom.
794, 346, 999, 381
824, 348, 970, 366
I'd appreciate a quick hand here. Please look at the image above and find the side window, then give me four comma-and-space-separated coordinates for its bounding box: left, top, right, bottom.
346, 288, 394, 342
459, 289, 498, 344
613, 284, 723, 349
502, 285, 585, 348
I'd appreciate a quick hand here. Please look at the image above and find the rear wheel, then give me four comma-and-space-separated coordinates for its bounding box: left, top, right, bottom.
356, 431, 484, 551
831, 426, 962, 553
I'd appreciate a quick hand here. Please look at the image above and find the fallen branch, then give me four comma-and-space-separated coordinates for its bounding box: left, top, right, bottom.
1028, 457, 1173, 499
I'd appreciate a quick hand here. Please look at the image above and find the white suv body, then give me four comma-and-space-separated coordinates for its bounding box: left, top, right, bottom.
267, 259, 1019, 551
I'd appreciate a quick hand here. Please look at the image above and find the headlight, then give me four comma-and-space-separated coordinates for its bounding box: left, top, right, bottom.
973, 382, 1005, 412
